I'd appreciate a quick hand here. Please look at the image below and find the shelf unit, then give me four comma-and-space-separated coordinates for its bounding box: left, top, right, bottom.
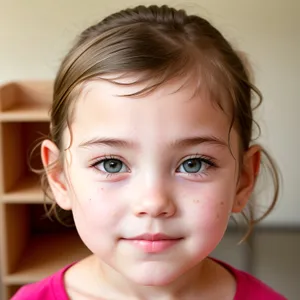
0, 81, 90, 300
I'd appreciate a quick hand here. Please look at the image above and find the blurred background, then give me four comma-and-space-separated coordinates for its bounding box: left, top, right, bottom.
0, 0, 299, 299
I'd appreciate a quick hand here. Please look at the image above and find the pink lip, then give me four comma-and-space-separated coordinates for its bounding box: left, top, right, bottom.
123, 233, 182, 253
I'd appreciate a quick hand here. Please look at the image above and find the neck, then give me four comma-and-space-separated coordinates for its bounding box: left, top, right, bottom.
92, 256, 222, 300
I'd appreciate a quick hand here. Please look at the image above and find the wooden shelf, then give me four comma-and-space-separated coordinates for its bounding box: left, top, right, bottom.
3, 232, 90, 285
0, 103, 50, 122
0, 81, 52, 121
1, 175, 45, 204
0, 81, 54, 299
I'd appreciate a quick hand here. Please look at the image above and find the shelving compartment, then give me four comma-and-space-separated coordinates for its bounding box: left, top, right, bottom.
4, 285, 22, 299
0, 121, 50, 203
2, 203, 90, 287
0, 81, 52, 122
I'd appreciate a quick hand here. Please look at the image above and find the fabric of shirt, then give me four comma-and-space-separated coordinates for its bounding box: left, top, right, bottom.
11, 259, 287, 300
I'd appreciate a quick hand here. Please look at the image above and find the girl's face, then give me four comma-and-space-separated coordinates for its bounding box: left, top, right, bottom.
43, 77, 258, 286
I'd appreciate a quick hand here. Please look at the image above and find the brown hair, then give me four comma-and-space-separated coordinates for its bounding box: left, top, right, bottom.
39, 4, 279, 240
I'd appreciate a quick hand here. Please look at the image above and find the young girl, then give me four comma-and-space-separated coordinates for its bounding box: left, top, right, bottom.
13, 4, 286, 300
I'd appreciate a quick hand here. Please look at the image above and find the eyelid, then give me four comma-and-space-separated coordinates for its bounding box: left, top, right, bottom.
177, 154, 217, 167
91, 155, 127, 165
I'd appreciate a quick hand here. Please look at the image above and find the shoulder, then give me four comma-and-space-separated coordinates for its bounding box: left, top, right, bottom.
212, 258, 287, 300
234, 269, 287, 300
11, 265, 71, 300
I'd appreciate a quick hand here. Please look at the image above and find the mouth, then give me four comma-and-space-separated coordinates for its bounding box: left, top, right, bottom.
121, 233, 183, 253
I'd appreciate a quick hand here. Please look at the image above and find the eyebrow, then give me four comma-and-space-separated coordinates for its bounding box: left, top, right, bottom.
171, 136, 228, 148
78, 137, 137, 149
78, 135, 228, 149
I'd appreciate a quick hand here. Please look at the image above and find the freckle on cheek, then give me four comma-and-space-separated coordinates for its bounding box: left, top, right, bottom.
96, 187, 104, 194
221, 201, 224, 205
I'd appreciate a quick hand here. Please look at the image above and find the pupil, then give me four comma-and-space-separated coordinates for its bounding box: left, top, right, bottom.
109, 161, 117, 168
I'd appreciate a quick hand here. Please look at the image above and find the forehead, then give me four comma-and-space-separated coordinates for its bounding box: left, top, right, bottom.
68, 76, 236, 147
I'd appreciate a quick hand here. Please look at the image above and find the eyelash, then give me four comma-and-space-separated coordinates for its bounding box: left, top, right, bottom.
90, 154, 218, 178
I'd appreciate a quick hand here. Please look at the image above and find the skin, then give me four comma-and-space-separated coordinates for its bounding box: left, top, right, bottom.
41, 76, 260, 299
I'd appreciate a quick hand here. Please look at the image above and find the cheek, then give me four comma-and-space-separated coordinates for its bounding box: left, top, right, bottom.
183, 182, 235, 231
66, 165, 124, 225
66, 174, 126, 246
72, 186, 123, 226
68, 183, 127, 255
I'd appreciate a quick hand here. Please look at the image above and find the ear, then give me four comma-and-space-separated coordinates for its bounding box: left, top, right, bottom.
41, 139, 72, 210
232, 145, 261, 213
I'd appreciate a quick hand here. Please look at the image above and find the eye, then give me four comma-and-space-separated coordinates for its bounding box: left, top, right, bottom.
94, 158, 128, 174
177, 156, 216, 174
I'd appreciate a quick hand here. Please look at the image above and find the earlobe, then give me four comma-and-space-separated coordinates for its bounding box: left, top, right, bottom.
41, 139, 72, 210
232, 145, 261, 213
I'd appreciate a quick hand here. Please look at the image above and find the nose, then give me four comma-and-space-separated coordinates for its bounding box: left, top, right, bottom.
133, 185, 176, 218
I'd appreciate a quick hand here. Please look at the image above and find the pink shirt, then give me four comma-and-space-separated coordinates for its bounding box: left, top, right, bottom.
12, 260, 287, 299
